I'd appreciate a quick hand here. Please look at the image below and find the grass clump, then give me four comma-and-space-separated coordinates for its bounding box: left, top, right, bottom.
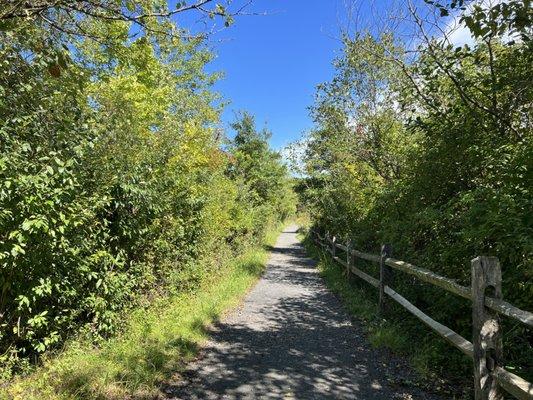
1, 225, 282, 400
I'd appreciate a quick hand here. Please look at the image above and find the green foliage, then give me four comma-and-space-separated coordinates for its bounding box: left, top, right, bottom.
2, 223, 282, 400
227, 111, 296, 237
426, 0, 532, 41
0, 1, 239, 38
301, 235, 469, 397
302, 2, 532, 387
0, 3, 294, 379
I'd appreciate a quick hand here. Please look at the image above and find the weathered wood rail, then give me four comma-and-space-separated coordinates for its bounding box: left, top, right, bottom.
311, 230, 533, 400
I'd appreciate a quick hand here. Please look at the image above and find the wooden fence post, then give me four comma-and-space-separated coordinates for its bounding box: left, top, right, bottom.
379, 244, 392, 314
472, 256, 503, 400
346, 239, 352, 277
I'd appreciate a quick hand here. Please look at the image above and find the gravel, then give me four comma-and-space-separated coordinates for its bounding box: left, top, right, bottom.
165, 225, 445, 399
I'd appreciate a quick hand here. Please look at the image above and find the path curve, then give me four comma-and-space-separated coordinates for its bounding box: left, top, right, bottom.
167, 225, 442, 399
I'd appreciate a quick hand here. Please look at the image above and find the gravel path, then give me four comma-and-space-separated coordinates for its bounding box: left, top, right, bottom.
166, 225, 443, 399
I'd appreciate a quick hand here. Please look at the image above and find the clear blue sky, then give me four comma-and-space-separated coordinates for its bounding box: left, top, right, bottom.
202, 0, 348, 150
176, 0, 454, 150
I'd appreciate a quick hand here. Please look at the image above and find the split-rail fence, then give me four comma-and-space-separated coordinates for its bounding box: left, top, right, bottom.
311, 229, 533, 400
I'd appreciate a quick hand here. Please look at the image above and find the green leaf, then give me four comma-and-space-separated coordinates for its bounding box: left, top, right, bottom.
126, 1, 136, 12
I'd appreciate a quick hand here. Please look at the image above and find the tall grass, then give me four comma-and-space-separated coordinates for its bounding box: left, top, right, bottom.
1, 226, 282, 400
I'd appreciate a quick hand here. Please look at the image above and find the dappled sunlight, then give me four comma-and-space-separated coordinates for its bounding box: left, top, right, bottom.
164, 227, 440, 399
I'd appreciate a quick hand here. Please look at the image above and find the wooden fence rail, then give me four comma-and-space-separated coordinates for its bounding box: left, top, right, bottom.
311, 230, 533, 400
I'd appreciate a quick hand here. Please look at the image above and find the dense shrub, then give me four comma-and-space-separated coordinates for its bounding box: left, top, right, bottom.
301, 1, 532, 384
0, 4, 294, 378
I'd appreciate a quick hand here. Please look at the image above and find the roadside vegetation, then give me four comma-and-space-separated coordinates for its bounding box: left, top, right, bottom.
295, 0, 532, 394
300, 232, 469, 398
0, 0, 295, 393
2, 224, 282, 400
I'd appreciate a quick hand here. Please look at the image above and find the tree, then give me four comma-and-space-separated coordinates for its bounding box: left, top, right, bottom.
0, 1, 294, 379
228, 112, 295, 234
303, 34, 416, 233
0, 1, 244, 39
301, 0, 532, 387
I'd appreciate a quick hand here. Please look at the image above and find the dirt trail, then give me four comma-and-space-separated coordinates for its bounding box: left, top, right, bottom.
167, 225, 442, 399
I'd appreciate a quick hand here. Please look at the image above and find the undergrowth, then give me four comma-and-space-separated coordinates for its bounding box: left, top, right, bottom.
0, 224, 282, 400
300, 230, 473, 400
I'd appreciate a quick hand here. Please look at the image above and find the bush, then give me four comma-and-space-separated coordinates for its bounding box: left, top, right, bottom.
0, 11, 294, 378
301, 3, 532, 386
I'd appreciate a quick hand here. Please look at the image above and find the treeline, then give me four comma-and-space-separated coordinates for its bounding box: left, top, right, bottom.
299, 0, 531, 384
0, 1, 294, 378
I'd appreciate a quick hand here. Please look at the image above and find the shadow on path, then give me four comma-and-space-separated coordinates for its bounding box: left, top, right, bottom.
164, 226, 441, 399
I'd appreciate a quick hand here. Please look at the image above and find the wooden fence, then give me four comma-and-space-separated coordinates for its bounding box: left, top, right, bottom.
311, 230, 533, 400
